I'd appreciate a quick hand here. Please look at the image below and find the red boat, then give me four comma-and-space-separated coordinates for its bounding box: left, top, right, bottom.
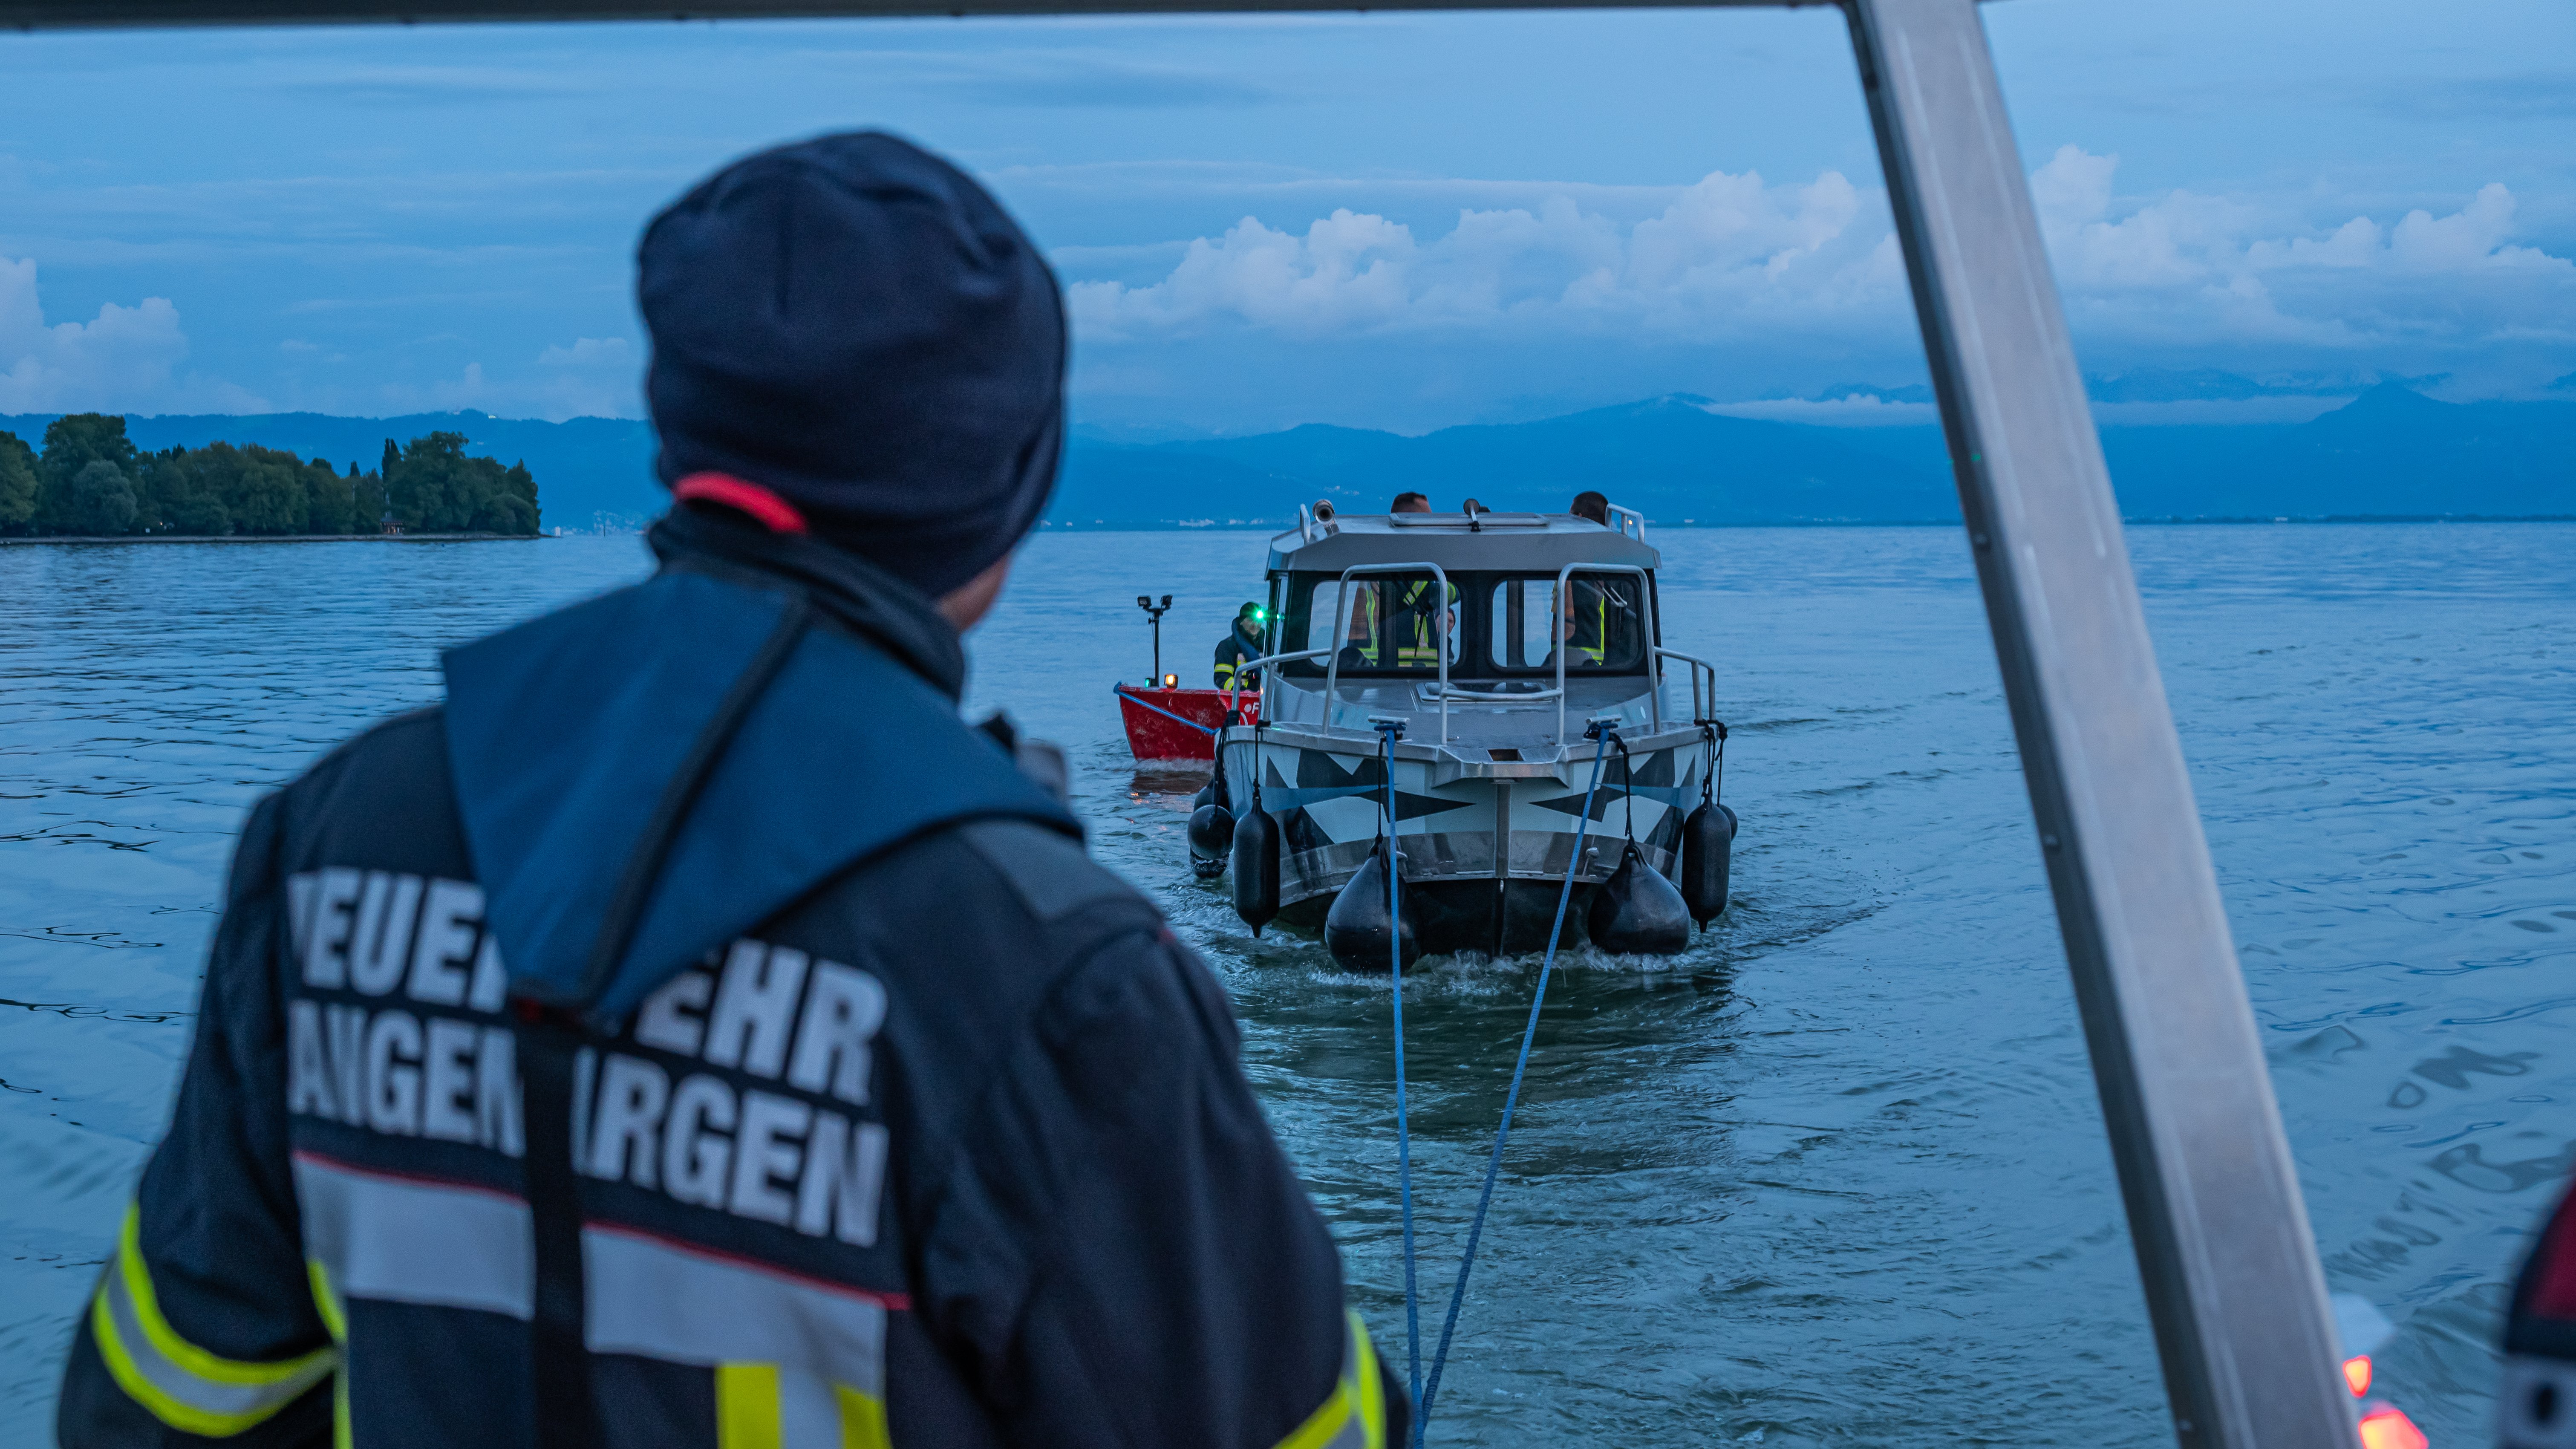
1115, 684, 1259, 762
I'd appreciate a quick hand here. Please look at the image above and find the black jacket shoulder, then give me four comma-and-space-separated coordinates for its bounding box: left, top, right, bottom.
269, 706, 472, 882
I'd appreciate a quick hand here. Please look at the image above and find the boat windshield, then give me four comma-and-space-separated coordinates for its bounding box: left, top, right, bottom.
1279, 572, 1463, 676
1277, 569, 1650, 678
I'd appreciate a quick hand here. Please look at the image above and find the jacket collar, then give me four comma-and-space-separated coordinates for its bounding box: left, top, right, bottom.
647, 502, 968, 699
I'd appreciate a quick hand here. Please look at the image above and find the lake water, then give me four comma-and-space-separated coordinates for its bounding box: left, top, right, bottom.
3, 522, 2570, 1446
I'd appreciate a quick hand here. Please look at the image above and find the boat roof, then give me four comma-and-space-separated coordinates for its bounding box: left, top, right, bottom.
1265, 512, 1662, 573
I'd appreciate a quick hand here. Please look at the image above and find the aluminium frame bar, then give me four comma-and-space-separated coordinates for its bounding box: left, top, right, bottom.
1550, 562, 1659, 745
1326, 561, 1455, 743
1848, 1, 2351, 1444
1, 0, 1813, 22
2, 0, 2357, 1443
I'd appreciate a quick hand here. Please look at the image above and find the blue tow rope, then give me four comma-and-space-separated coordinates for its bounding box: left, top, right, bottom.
1378, 724, 1425, 1408
1113, 684, 1221, 736
1407, 727, 1615, 1443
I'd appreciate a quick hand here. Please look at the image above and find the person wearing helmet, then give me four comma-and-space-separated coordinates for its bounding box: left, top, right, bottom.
57, 132, 1403, 1449
1214, 602, 1269, 691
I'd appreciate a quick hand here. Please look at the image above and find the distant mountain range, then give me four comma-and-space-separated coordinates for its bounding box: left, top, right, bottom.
1057, 397, 1955, 526
5, 382, 2569, 529
1059, 385, 2575, 525
2092, 384, 2576, 519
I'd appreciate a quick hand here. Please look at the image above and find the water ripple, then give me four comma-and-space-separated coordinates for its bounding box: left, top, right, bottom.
0, 524, 2568, 1445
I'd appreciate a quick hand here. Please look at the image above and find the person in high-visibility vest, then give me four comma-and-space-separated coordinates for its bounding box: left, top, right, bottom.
1558, 573, 1634, 667
1562, 494, 1622, 666
1392, 577, 1456, 668
1213, 602, 1268, 690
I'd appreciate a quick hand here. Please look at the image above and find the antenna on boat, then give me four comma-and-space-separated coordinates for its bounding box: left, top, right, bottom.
1134, 594, 1172, 687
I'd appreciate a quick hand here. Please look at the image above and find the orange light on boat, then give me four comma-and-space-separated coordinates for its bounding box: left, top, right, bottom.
2342, 1355, 2371, 1396
1163, 673, 1179, 689
2357, 1406, 2426, 1449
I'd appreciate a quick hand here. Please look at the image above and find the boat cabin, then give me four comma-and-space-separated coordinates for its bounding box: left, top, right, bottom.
1248, 509, 1706, 755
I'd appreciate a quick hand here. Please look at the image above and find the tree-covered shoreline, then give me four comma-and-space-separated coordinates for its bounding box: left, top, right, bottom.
0, 413, 540, 538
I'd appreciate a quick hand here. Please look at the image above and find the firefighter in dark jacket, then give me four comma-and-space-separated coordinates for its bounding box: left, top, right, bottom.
1212, 603, 1266, 690
59, 131, 1404, 1449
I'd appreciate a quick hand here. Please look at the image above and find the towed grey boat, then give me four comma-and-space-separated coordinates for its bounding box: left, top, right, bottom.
1200, 505, 1734, 964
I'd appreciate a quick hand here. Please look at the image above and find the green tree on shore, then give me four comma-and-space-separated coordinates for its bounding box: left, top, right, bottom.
37, 415, 141, 533
0, 431, 35, 532
5, 414, 541, 538
352, 459, 389, 531
385, 432, 539, 535
69, 461, 138, 534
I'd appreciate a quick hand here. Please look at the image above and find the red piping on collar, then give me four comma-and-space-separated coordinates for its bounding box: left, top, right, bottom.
672, 473, 809, 535
2536, 1193, 2576, 1318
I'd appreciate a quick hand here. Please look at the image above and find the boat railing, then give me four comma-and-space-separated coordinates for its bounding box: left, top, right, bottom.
1607, 503, 1647, 543
1655, 647, 1719, 726
1555, 563, 1661, 745
1226, 646, 1333, 727
1324, 561, 1455, 743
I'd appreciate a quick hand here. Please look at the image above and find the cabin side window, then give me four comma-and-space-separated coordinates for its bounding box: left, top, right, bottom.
1487, 573, 1650, 674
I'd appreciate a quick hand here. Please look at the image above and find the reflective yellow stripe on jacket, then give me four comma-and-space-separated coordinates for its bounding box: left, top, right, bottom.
711, 1361, 892, 1449
1578, 588, 1608, 664
90, 1206, 338, 1437
1394, 581, 1454, 667
1274, 1313, 1388, 1449
1566, 582, 1613, 665
307, 1258, 355, 1449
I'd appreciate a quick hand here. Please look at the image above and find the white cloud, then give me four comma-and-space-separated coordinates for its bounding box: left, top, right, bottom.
0, 257, 268, 413
2031, 146, 2576, 354
365, 353, 638, 421
1067, 150, 2576, 385
537, 335, 633, 367
1699, 395, 1938, 427
1069, 169, 1902, 345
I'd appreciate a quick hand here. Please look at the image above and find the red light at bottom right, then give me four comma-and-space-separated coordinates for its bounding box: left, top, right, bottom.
2357, 1406, 2428, 1449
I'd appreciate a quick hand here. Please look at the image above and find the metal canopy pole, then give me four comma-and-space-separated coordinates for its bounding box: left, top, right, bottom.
0, 0, 1783, 26
1844, 1, 2354, 1445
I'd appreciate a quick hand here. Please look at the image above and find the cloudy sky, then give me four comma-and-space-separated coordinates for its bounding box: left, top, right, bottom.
0, 0, 2569, 435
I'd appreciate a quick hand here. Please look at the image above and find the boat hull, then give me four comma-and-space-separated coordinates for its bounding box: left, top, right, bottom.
1273, 877, 1630, 958
1116, 686, 1258, 762
1217, 725, 1706, 961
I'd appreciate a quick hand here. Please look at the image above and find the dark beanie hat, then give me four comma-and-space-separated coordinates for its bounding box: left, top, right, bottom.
640, 131, 1065, 600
